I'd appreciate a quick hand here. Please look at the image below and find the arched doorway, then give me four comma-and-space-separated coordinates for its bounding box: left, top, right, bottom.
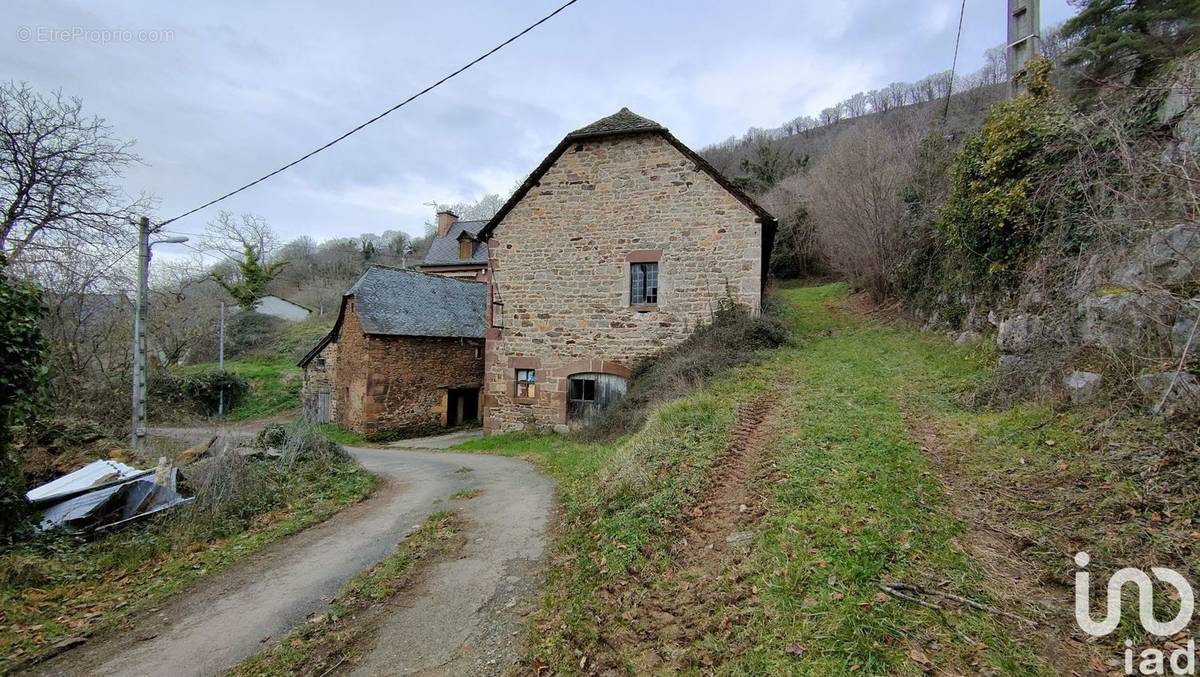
566, 372, 627, 425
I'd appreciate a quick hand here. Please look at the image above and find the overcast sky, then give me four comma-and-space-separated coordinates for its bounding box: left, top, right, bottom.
6, 0, 1077, 259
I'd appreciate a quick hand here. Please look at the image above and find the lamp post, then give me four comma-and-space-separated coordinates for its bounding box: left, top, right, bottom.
130, 216, 188, 454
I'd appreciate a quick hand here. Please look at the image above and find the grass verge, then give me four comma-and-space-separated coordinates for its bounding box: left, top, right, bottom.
0, 454, 377, 672
228, 510, 465, 676
461, 282, 1184, 674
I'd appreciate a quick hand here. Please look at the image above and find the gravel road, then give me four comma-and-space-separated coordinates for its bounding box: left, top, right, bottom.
30, 438, 555, 677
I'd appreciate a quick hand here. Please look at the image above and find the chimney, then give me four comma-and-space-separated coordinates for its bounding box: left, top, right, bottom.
436, 210, 459, 237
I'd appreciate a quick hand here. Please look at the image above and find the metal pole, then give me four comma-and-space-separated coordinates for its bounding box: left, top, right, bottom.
131, 216, 150, 454
218, 302, 226, 416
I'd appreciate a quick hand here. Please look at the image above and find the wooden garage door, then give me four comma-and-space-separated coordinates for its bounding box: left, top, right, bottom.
567, 373, 627, 424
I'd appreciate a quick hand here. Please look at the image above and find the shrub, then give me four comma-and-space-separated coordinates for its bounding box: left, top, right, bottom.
808, 121, 921, 300
151, 370, 249, 416
575, 297, 789, 441
224, 311, 285, 360
0, 260, 46, 541
936, 59, 1073, 302
177, 420, 349, 539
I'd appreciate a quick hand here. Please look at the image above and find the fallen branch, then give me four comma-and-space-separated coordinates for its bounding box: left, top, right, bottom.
877, 583, 976, 645
880, 581, 1037, 627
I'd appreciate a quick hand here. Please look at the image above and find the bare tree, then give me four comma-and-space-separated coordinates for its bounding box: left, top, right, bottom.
437, 192, 506, 222
807, 122, 919, 300
979, 45, 1008, 86
888, 82, 912, 109
0, 81, 146, 271
819, 106, 843, 126
844, 92, 871, 118
202, 211, 279, 260
868, 89, 892, 114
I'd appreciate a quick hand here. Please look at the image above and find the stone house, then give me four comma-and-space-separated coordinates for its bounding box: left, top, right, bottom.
417, 211, 489, 280
478, 107, 776, 432
299, 266, 486, 435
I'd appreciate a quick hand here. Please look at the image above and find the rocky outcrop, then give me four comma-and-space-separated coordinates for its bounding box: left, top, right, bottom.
1136, 371, 1200, 416
1078, 291, 1175, 353
1114, 223, 1200, 288
997, 314, 1043, 354
1064, 371, 1103, 405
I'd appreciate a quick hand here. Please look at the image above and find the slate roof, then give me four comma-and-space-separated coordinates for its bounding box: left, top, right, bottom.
421, 219, 489, 266
347, 266, 485, 338
298, 266, 485, 366
566, 107, 665, 140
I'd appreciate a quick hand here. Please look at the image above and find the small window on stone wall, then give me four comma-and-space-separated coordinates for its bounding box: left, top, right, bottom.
515, 369, 536, 398
631, 262, 658, 305
314, 356, 326, 370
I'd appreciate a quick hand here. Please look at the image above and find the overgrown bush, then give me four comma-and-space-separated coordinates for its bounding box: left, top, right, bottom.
150, 369, 249, 416
935, 59, 1074, 303
0, 260, 46, 541
178, 420, 350, 539
575, 297, 789, 441
224, 311, 285, 360
808, 121, 922, 300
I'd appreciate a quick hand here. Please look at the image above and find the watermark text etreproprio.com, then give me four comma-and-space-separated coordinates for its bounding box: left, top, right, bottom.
15, 25, 175, 44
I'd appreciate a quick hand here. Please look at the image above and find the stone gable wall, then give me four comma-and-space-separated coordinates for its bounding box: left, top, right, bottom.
484, 132, 764, 432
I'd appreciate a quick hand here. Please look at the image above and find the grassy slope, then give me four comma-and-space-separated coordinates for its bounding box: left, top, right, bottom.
175, 358, 302, 422
462, 283, 1107, 674
0, 458, 377, 671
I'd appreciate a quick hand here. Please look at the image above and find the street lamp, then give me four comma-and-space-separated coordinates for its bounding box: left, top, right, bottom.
130, 216, 188, 454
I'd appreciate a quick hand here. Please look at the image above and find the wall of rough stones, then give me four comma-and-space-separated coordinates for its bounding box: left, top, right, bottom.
301, 338, 338, 421
484, 131, 765, 432
319, 301, 484, 435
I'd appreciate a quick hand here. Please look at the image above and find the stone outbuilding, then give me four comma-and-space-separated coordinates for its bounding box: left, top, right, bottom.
477, 107, 776, 432
299, 266, 486, 436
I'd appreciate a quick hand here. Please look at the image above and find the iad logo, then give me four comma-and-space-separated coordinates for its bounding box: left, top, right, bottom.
1074, 552, 1196, 675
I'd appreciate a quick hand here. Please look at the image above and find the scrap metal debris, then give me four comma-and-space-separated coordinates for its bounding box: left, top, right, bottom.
26, 457, 193, 533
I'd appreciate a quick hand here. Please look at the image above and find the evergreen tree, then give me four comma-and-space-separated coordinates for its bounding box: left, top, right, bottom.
1062, 0, 1200, 85
212, 245, 288, 311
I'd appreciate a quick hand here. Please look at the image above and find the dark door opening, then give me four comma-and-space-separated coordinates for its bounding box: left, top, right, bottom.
447, 387, 480, 427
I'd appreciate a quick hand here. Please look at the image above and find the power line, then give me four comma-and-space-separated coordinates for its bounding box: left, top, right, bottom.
157, 0, 582, 229
941, 0, 968, 125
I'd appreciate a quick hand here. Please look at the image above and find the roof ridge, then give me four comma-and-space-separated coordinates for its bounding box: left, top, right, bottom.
357, 263, 486, 285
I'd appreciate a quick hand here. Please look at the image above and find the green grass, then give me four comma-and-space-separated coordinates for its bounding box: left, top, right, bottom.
176, 358, 302, 422
229, 511, 464, 676
462, 283, 1097, 674
317, 423, 377, 447
0, 456, 377, 672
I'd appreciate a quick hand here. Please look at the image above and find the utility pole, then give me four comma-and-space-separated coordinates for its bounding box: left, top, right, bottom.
130, 218, 188, 455
218, 302, 226, 416
131, 217, 150, 454
1007, 0, 1042, 96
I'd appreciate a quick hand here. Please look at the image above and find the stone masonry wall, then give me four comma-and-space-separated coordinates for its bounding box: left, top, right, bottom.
484, 132, 764, 432
334, 301, 484, 435
301, 338, 338, 421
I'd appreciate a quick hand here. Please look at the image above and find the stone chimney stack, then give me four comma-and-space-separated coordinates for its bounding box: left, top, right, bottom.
436, 210, 459, 237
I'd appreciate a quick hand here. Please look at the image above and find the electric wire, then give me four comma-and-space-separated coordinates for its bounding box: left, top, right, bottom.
155, 0, 582, 229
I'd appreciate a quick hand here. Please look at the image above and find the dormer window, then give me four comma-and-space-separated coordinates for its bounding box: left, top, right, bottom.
456, 232, 474, 260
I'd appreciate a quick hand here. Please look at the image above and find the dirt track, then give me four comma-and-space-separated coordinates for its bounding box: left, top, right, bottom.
30, 441, 555, 677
